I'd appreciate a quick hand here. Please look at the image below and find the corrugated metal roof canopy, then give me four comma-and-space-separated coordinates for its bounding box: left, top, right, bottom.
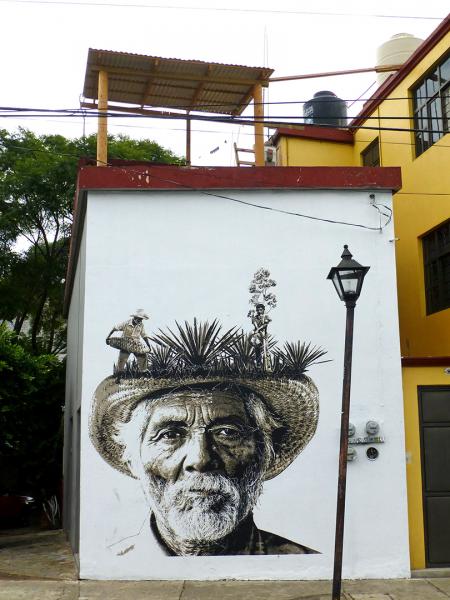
83, 48, 274, 116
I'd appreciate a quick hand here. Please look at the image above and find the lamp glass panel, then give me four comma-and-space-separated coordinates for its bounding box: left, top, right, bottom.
331, 271, 344, 300
339, 269, 360, 295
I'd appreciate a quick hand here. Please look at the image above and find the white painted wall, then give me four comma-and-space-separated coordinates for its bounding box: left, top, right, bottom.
68, 187, 410, 580
64, 221, 87, 557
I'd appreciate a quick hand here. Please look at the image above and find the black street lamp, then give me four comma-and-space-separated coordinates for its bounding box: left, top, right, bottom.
327, 245, 370, 600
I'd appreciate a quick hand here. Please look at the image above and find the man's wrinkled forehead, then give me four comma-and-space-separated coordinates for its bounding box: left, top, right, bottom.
145, 390, 250, 426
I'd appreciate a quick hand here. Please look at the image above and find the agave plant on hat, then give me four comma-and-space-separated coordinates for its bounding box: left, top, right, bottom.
228, 331, 279, 377
145, 318, 327, 381
150, 318, 240, 377
147, 344, 176, 377
273, 341, 329, 379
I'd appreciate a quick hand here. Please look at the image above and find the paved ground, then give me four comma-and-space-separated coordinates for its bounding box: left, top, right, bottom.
1, 527, 450, 599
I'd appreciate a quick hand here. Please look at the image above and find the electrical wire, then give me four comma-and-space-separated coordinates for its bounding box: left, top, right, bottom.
123, 169, 392, 232
3, 110, 450, 148
347, 82, 378, 109
0, 109, 429, 121
0, 93, 446, 111
0, 0, 444, 20
3, 108, 448, 136
3, 114, 450, 150
8, 114, 450, 148
1, 104, 447, 128
11, 115, 261, 137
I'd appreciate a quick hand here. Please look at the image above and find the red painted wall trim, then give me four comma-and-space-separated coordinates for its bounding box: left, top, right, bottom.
271, 126, 353, 145
402, 356, 450, 367
351, 15, 450, 128
78, 165, 401, 191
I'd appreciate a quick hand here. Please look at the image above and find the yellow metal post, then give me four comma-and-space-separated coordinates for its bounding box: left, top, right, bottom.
253, 83, 265, 166
97, 70, 109, 167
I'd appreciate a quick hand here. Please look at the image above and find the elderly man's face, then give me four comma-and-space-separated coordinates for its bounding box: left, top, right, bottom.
137, 390, 265, 546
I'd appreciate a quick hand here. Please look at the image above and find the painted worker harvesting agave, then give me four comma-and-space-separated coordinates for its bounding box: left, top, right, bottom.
106, 308, 152, 380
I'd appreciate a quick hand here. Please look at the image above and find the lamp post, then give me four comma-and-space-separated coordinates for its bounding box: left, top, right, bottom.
327, 245, 370, 600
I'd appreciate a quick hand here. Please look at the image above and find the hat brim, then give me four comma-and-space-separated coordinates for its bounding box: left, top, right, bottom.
89, 375, 319, 481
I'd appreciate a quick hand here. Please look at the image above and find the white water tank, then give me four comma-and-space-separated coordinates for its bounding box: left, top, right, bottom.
376, 33, 423, 85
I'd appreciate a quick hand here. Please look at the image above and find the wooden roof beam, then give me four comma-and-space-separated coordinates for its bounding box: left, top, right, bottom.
232, 89, 255, 116
190, 65, 212, 107
140, 57, 160, 107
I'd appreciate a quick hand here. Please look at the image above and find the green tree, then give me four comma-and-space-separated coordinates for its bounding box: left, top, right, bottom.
0, 129, 184, 353
0, 323, 65, 498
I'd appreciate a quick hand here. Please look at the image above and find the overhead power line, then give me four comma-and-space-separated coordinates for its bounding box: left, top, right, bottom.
0, 109, 425, 121
5, 112, 450, 149
1, 106, 448, 136
0, 0, 444, 20
0, 92, 442, 114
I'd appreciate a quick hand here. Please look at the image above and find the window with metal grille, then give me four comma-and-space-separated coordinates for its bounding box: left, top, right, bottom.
361, 138, 380, 166
422, 220, 450, 314
413, 53, 450, 157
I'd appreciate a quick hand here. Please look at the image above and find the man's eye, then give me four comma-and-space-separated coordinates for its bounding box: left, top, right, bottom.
212, 427, 244, 440
157, 428, 186, 441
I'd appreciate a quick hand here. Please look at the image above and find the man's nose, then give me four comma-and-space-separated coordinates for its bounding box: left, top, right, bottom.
183, 432, 219, 473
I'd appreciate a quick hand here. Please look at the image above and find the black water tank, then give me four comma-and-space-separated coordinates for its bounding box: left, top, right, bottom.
303, 91, 347, 127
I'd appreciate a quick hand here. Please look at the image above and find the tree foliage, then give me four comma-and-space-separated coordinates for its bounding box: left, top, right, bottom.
0, 129, 184, 499
0, 324, 65, 497
0, 128, 184, 353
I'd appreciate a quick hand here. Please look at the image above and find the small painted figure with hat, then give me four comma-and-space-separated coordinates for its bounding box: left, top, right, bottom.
106, 309, 151, 379
249, 303, 271, 369
247, 268, 277, 370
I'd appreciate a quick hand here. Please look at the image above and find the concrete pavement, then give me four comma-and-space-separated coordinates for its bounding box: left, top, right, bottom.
1, 527, 450, 599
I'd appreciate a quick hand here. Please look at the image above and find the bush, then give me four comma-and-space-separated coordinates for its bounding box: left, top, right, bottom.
0, 324, 65, 500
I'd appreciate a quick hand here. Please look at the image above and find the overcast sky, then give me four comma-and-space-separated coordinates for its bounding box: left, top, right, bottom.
1, 0, 448, 165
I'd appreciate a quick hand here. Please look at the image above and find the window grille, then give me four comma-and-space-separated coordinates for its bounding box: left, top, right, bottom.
422, 220, 450, 314
361, 138, 380, 166
413, 53, 450, 157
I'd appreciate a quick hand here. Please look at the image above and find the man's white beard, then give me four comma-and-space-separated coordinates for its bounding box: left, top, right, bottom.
146, 468, 264, 543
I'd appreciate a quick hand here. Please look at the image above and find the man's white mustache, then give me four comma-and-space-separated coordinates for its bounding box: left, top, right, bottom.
163, 474, 239, 509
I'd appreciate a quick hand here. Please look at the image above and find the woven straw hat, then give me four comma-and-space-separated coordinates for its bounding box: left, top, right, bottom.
130, 309, 149, 319
90, 375, 319, 481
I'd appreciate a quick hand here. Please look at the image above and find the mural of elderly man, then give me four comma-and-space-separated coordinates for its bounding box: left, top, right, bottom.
90, 364, 321, 556
91, 270, 326, 558
106, 309, 151, 378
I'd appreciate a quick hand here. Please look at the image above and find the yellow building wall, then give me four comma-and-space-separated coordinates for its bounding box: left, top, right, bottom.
403, 367, 450, 569
278, 136, 355, 166
352, 32, 450, 358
